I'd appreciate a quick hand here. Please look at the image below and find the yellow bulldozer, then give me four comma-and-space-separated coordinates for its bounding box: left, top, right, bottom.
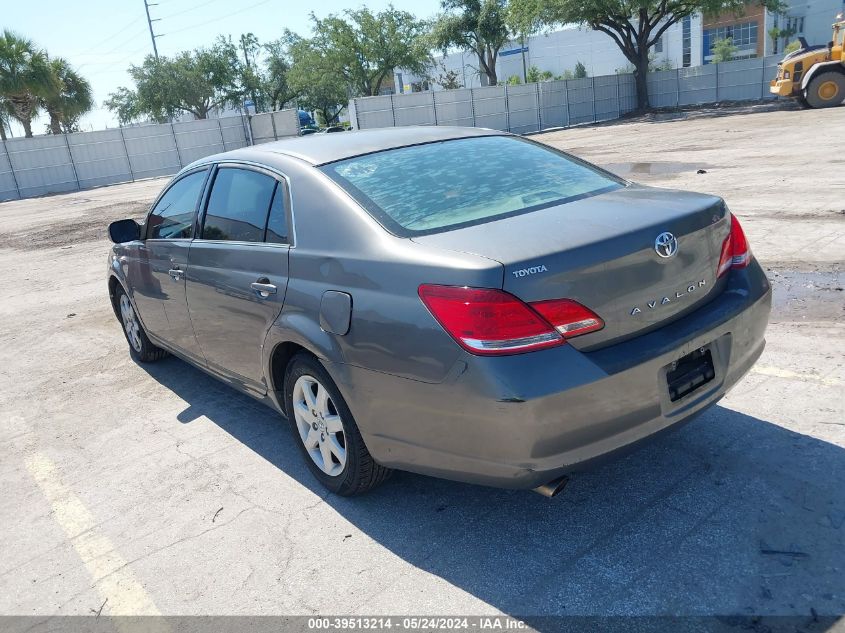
770, 16, 845, 108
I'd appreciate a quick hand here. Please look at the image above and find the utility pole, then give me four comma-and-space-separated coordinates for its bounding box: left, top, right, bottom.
143, 0, 161, 60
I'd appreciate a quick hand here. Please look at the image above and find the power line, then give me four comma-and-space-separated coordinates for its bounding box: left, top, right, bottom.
162, 0, 273, 36
69, 17, 144, 57
158, 0, 227, 21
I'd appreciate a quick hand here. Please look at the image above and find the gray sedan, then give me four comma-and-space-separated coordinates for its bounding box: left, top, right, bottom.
107, 126, 771, 496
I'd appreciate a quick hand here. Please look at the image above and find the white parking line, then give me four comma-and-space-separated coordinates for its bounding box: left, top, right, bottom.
751, 364, 841, 387
25, 452, 165, 621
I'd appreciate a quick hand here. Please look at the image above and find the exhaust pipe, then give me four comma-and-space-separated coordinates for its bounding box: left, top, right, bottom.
533, 475, 569, 498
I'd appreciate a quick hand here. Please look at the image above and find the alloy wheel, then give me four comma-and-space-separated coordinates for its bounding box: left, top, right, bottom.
292, 375, 347, 476
119, 294, 143, 353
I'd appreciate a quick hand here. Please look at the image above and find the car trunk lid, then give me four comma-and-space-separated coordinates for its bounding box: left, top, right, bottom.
412, 185, 729, 350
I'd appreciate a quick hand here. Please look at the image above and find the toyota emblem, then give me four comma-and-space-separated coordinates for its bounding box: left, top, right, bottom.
654, 232, 678, 258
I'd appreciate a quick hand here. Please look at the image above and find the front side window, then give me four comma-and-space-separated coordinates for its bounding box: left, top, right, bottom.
320, 135, 622, 236
147, 169, 207, 240
202, 167, 278, 242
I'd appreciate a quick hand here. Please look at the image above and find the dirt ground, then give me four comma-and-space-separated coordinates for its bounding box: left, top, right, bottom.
1, 105, 843, 624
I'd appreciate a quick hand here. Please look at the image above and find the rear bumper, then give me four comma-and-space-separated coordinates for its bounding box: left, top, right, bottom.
328, 261, 772, 489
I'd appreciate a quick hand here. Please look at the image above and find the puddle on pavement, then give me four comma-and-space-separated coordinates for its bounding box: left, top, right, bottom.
602, 161, 711, 176
769, 269, 845, 322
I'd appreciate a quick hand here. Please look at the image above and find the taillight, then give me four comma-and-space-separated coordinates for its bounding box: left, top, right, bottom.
717, 214, 751, 277
418, 285, 603, 356
529, 298, 604, 337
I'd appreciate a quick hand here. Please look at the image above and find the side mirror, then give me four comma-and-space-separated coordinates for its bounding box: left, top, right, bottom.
109, 218, 141, 243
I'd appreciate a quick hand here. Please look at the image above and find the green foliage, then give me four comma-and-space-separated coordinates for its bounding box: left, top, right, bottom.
507, 0, 785, 108
506, 74, 522, 84
574, 60, 588, 78
525, 65, 553, 82
431, 0, 510, 86
784, 39, 801, 53
0, 29, 58, 137
426, 59, 464, 89
556, 69, 574, 80
286, 31, 348, 125
106, 40, 242, 122
262, 38, 298, 110
711, 37, 738, 62
303, 7, 430, 98
41, 58, 93, 134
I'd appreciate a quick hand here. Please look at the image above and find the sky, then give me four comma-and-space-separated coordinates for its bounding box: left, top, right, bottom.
3, 0, 442, 135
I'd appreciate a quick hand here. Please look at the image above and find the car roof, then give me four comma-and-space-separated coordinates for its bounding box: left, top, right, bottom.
194, 126, 506, 168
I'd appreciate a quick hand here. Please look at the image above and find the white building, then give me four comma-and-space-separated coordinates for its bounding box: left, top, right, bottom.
395, 0, 844, 93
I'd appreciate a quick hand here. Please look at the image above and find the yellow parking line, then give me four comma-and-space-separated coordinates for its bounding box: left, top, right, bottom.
751, 364, 841, 387
26, 452, 164, 620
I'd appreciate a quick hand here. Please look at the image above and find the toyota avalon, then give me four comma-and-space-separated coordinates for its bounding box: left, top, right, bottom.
107, 126, 771, 496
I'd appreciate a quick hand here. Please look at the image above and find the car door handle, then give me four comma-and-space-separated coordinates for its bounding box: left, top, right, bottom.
168, 268, 183, 280
251, 279, 277, 297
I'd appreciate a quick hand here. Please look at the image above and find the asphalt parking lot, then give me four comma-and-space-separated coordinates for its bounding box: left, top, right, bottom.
1, 105, 843, 625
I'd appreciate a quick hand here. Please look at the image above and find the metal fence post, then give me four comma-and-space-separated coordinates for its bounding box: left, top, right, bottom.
118, 126, 135, 182
171, 122, 184, 168
470, 88, 477, 127
715, 62, 720, 102
536, 82, 542, 132
563, 80, 571, 127
431, 91, 438, 126
217, 117, 227, 150
63, 132, 81, 191
592, 77, 597, 123
676, 68, 681, 107
503, 84, 511, 133
389, 94, 396, 127
1, 139, 22, 199
615, 74, 621, 119
269, 112, 278, 141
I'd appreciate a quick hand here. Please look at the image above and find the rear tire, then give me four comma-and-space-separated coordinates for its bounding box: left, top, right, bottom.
115, 286, 168, 363
805, 72, 845, 109
284, 353, 392, 496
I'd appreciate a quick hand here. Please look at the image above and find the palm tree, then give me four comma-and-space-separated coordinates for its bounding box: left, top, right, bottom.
0, 98, 12, 140
0, 30, 56, 138
41, 58, 93, 134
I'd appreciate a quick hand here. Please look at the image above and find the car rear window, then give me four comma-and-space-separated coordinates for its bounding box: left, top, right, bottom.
320, 135, 623, 236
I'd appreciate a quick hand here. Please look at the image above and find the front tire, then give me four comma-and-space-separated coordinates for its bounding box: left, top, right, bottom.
805, 72, 845, 109
284, 353, 391, 496
115, 286, 168, 363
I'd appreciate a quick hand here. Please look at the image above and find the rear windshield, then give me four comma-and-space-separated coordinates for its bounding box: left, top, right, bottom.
320, 135, 623, 236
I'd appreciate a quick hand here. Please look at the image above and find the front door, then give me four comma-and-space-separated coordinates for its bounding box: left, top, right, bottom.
131, 168, 209, 362
186, 165, 291, 394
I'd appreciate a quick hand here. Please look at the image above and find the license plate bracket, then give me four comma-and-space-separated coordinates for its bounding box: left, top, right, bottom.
666, 348, 716, 402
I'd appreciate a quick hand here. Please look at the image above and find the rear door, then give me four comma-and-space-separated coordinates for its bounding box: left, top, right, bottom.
186, 164, 291, 395
130, 167, 209, 361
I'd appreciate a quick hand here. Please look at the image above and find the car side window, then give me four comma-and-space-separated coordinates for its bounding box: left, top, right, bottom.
202, 167, 277, 242
264, 183, 289, 244
147, 170, 207, 240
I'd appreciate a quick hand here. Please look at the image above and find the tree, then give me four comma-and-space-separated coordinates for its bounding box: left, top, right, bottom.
784, 39, 801, 53
0, 30, 57, 137
103, 87, 148, 126
506, 74, 522, 84
768, 26, 781, 54
0, 98, 12, 140
238, 33, 263, 112
287, 33, 349, 125
574, 60, 588, 78
107, 41, 241, 123
526, 65, 553, 82
304, 7, 430, 97
41, 58, 93, 134
711, 37, 738, 62
431, 0, 510, 86
508, 0, 784, 110
263, 38, 299, 110
426, 59, 464, 89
